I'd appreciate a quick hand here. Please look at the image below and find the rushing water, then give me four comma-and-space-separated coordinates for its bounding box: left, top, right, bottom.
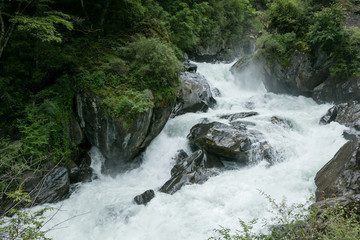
39, 62, 346, 239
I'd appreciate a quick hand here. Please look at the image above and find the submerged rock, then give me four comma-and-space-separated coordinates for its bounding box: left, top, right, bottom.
271, 116, 293, 129
160, 150, 223, 194
134, 190, 155, 205
172, 72, 216, 116
218, 112, 259, 121
188, 121, 273, 164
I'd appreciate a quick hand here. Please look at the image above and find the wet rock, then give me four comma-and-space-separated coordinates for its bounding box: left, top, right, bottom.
160, 150, 223, 194
76, 90, 173, 175
320, 101, 360, 138
218, 112, 259, 121
230, 121, 256, 130
188, 121, 272, 164
230, 56, 252, 74
315, 139, 360, 201
271, 116, 293, 129
171, 150, 189, 176
68, 154, 93, 184
212, 88, 221, 97
257, 50, 335, 98
172, 72, 216, 116
134, 190, 155, 205
184, 62, 197, 72
22, 162, 70, 205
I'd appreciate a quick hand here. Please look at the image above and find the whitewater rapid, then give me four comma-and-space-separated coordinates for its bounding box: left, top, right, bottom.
39, 62, 346, 239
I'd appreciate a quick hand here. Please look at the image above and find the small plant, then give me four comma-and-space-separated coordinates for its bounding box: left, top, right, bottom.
209, 191, 360, 240
0, 191, 53, 240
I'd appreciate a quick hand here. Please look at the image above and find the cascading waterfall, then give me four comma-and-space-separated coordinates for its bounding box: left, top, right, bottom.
37, 62, 347, 240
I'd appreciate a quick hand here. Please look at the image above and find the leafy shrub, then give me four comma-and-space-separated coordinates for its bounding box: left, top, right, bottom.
209, 192, 360, 240
123, 37, 182, 91
0, 191, 53, 240
17, 76, 73, 167
103, 89, 154, 120
267, 0, 305, 34
308, 4, 346, 53
256, 32, 297, 65
330, 27, 360, 79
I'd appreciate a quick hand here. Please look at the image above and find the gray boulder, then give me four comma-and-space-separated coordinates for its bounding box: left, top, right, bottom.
172, 72, 216, 116
260, 51, 331, 97
22, 162, 70, 205
75, 90, 173, 174
134, 190, 155, 205
159, 150, 223, 194
315, 139, 360, 201
187, 121, 273, 164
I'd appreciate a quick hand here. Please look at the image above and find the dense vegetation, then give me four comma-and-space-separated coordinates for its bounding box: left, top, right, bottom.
0, 0, 259, 203
1, 0, 360, 239
255, 0, 360, 79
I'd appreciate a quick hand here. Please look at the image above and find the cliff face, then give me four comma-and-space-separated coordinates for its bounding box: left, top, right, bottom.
253, 49, 360, 104
75, 90, 174, 175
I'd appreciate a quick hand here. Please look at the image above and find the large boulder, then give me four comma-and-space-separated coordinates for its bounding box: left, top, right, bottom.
187, 121, 273, 164
159, 150, 223, 194
22, 162, 70, 205
172, 72, 216, 116
259, 51, 332, 97
75, 90, 173, 174
315, 139, 360, 201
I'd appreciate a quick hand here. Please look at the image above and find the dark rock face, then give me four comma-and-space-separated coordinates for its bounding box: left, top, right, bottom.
134, 190, 155, 205
22, 162, 70, 205
320, 101, 360, 139
68, 153, 93, 184
188, 121, 273, 164
76, 91, 173, 174
313, 77, 360, 104
184, 61, 197, 72
172, 72, 216, 116
260, 51, 332, 97
315, 139, 360, 201
160, 150, 223, 194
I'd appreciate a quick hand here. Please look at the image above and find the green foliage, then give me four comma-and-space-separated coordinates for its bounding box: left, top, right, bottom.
17, 76, 73, 167
0, 191, 52, 240
103, 89, 154, 120
209, 192, 360, 240
123, 37, 182, 90
308, 4, 347, 53
330, 27, 360, 79
0, 140, 28, 195
11, 11, 73, 43
256, 32, 298, 65
267, 0, 306, 34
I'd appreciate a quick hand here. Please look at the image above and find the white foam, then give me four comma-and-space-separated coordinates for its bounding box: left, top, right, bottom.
38, 62, 346, 240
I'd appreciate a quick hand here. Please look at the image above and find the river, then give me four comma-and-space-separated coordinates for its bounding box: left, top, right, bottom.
39, 61, 347, 239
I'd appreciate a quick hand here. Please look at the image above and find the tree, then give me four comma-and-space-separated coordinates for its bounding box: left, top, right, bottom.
0, 0, 73, 59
